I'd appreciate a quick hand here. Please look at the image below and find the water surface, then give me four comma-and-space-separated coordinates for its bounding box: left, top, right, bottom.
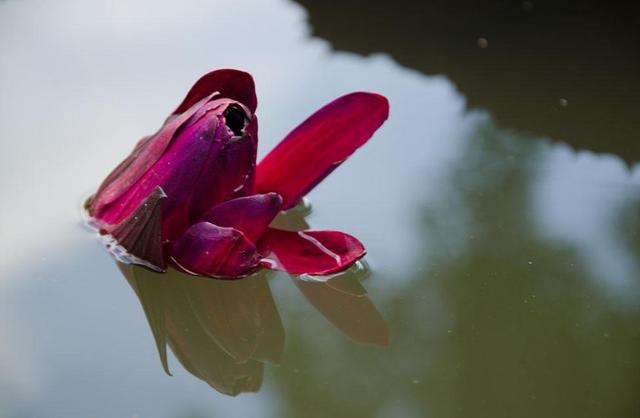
1, 1, 639, 417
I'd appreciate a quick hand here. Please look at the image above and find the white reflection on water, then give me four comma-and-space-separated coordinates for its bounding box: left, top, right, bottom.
532, 146, 640, 305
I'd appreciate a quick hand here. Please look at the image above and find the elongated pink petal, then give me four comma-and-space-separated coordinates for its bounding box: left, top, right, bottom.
258, 228, 366, 275
173, 69, 257, 115
256, 92, 389, 209
201, 193, 282, 243
171, 222, 260, 278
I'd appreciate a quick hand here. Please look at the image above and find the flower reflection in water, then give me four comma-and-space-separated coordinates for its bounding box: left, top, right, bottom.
117, 257, 387, 396
118, 264, 282, 396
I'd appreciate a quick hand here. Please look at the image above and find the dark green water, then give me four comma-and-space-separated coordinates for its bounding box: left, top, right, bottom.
0, 1, 638, 417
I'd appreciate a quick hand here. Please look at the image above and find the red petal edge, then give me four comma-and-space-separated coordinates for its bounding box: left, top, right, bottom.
256, 92, 389, 209
173, 69, 257, 115
171, 222, 260, 278
257, 228, 366, 275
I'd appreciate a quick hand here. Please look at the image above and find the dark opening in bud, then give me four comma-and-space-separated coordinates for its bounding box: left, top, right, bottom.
223, 104, 248, 136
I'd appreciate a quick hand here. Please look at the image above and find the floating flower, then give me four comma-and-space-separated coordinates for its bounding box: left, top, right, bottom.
87, 69, 388, 277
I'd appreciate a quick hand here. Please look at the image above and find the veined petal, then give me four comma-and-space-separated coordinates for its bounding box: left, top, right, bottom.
90, 94, 215, 217
173, 69, 257, 115
258, 228, 366, 275
95, 99, 257, 241
171, 222, 260, 278
188, 122, 258, 224
201, 193, 282, 243
105, 186, 167, 270
96, 104, 226, 236
255, 92, 389, 209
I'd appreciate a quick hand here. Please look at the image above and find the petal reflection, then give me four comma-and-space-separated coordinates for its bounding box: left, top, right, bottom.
291, 263, 389, 346
117, 263, 284, 396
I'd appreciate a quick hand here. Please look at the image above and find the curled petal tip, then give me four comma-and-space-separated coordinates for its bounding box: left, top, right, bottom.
258, 228, 366, 275
171, 222, 260, 278
265, 192, 283, 206
173, 69, 257, 115
201, 193, 283, 243
343, 91, 389, 118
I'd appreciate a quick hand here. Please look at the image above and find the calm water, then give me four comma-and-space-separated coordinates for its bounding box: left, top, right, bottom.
1, 1, 639, 417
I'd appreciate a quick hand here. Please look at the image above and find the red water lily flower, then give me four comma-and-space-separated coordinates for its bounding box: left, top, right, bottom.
88, 69, 388, 278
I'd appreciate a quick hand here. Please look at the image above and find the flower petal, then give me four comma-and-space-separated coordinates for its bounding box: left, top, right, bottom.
90, 94, 215, 218
95, 99, 258, 242
171, 222, 260, 278
255, 92, 389, 209
101, 108, 225, 234
187, 121, 258, 224
258, 228, 366, 275
105, 186, 167, 270
173, 69, 257, 115
201, 193, 282, 243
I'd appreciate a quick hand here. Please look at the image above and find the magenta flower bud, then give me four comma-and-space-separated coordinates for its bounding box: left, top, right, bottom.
90, 97, 256, 241
88, 69, 389, 277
